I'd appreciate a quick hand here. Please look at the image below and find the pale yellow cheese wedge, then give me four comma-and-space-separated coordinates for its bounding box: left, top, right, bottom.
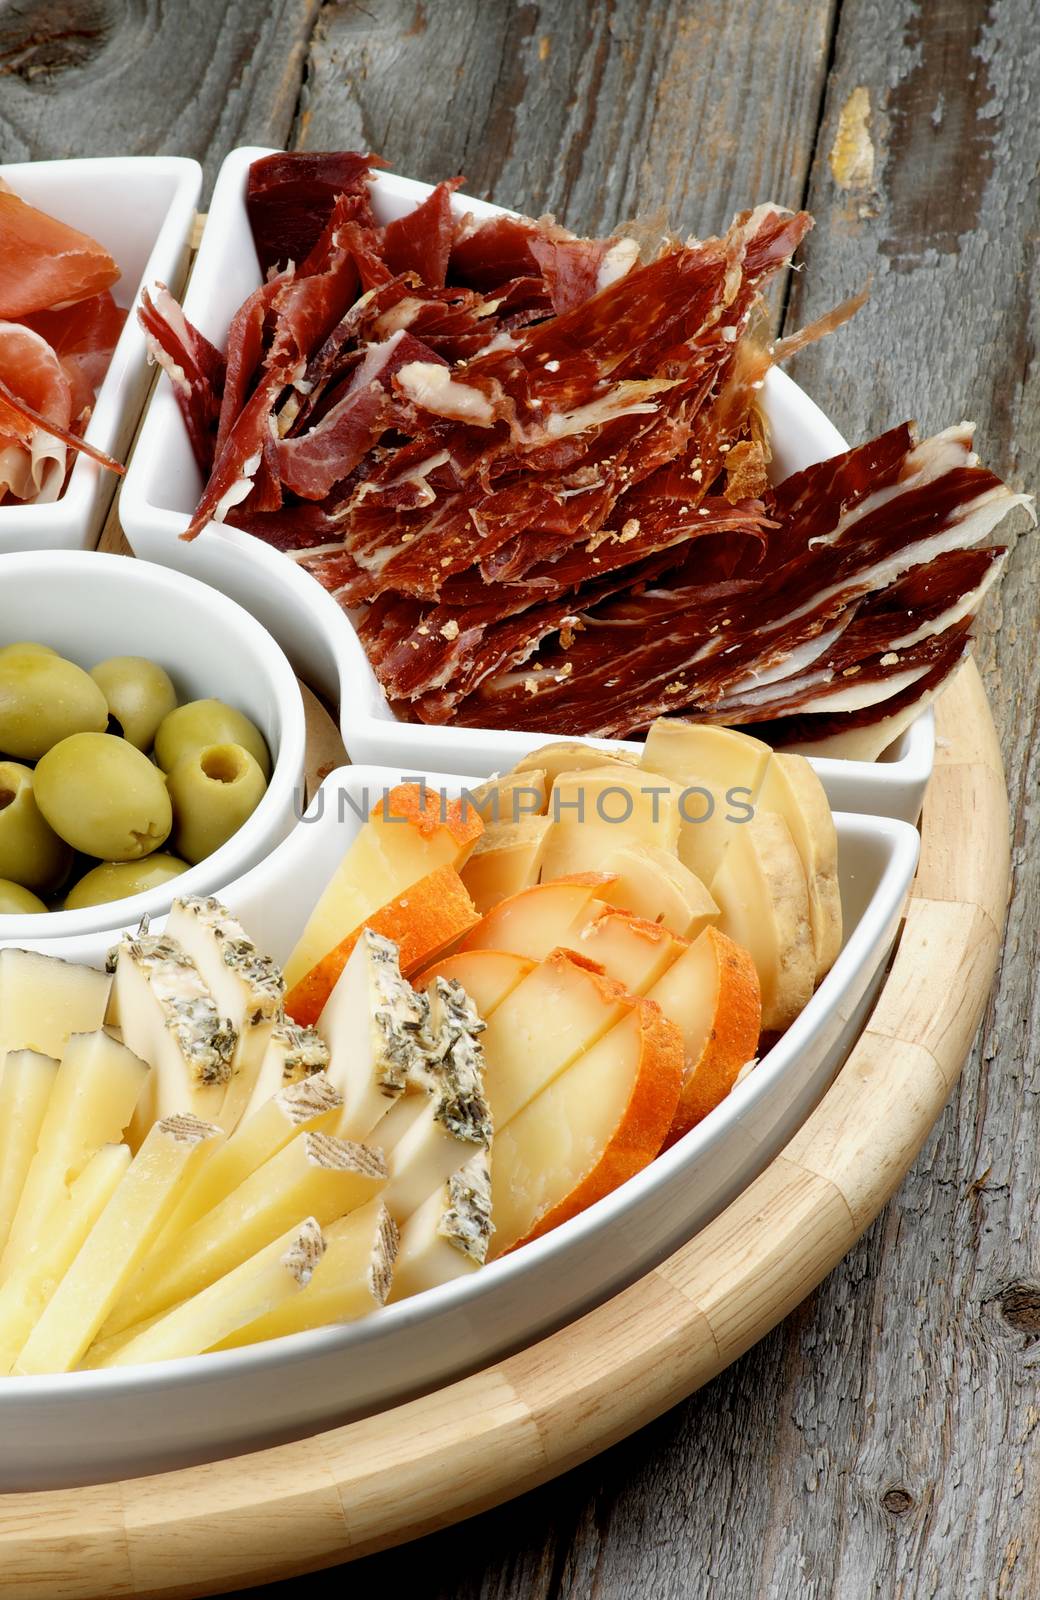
0, 1143, 131, 1375
513, 741, 639, 788
239, 1019, 330, 1123
481, 951, 632, 1128
14, 1114, 222, 1375
214, 1201, 398, 1348
640, 720, 772, 883
564, 907, 687, 994
417, 949, 534, 1019
283, 787, 481, 989
318, 930, 429, 1141
460, 815, 554, 913
463, 767, 548, 823
152, 1073, 343, 1249
1, 1030, 148, 1282
458, 876, 611, 963
164, 897, 286, 1132
102, 1130, 387, 1336
756, 753, 841, 978
99, 1217, 326, 1368
541, 766, 684, 880
0, 950, 110, 1060
598, 840, 720, 940
709, 811, 815, 1032
0, 1049, 58, 1256
388, 1153, 492, 1301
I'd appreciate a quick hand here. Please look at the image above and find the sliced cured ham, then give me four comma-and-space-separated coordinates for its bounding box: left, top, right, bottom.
144, 148, 1024, 745
23, 291, 127, 426
0, 189, 120, 319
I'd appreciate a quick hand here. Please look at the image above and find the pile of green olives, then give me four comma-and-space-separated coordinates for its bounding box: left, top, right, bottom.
0, 641, 271, 916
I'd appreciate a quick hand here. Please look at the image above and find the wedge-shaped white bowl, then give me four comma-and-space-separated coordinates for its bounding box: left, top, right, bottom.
0, 156, 202, 553
120, 146, 933, 824
0, 764, 919, 1490
0, 550, 306, 941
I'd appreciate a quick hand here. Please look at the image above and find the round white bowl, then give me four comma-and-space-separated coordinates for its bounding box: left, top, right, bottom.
0, 550, 306, 940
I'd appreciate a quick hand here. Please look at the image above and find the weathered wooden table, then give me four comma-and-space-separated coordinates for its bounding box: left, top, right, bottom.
3, 1, 1037, 1593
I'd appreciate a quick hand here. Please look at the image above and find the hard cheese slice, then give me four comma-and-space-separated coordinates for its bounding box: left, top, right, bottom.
214, 1200, 398, 1348
389, 1152, 493, 1301
417, 949, 534, 1019
0, 1030, 148, 1282
489, 1000, 683, 1256
709, 811, 814, 1033
564, 907, 687, 994
540, 766, 684, 880
13, 1113, 222, 1375
458, 874, 614, 963
239, 1018, 330, 1123
0, 1049, 58, 1256
102, 1129, 387, 1335
756, 753, 841, 979
460, 815, 553, 914
0, 950, 110, 1059
598, 840, 719, 941
283, 783, 483, 990
99, 1217, 327, 1368
640, 720, 772, 884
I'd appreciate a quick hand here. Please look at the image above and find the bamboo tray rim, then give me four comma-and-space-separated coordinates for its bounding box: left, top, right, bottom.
0, 658, 1009, 1600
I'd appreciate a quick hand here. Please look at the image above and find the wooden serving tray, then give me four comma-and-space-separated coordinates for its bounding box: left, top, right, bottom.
0, 660, 1008, 1600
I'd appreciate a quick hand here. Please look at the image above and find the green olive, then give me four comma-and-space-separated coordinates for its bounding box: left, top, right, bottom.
64, 853, 190, 911
90, 657, 179, 752
0, 650, 109, 760
168, 742, 267, 864
0, 760, 73, 891
0, 642, 58, 661
0, 879, 48, 914
34, 733, 173, 861
154, 699, 271, 780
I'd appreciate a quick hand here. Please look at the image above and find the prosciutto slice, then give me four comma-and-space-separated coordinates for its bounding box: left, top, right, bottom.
144, 149, 1025, 745
0, 188, 119, 319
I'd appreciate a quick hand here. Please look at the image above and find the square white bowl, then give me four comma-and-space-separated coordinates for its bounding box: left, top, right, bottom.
0, 764, 920, 1490
0, 156, 202, 553
121, 146, 933, 824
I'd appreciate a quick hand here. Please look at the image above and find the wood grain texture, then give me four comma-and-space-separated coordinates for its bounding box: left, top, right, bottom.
0, 667, 1008, 1596
0, 0, 321, 189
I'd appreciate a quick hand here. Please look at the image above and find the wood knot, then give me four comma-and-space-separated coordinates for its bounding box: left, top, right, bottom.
882, 1487, 914, 1517
997, 1283, 1040, 1338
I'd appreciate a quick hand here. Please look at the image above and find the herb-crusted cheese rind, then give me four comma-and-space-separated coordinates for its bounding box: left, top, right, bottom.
114, 935, 237, 1087
423, 979, 492, 1146
440, 1152, 494, 1265
171, 897, 286, 1021
274, 1020, 330, 1082
369, 1205, 399, 1305
365, 931, 431, 1099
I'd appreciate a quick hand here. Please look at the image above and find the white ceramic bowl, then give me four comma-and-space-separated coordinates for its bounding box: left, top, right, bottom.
0, 550, 306, 939
120, 147, 934, 825
0, 156, 202, 553
0, 764, 919, 1490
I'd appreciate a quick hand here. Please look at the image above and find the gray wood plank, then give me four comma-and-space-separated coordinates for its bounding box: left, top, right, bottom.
0, 0, 323, 190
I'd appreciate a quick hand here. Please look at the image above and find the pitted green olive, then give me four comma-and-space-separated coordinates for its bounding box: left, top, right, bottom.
34, 733, 173, 861
64, 853, 190, 910
168, 742, 267, 864
90, 657, 178, 752
0, 879, 47, 914
154, 699, 271, 779
0, 651, 108, 760
0, 760, 72, 891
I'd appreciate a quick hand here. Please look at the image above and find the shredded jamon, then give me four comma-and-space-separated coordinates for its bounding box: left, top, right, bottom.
143, 152, 1029, 742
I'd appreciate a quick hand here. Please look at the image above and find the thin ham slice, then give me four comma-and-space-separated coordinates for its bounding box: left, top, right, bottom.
0, 190, 120, 319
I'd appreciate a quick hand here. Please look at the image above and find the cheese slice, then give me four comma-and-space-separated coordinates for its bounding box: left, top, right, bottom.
481, 950, 633, 1128
283, 783, 482, 989
108, 932, 237, 1145
0, 1030, 148, 1281
153, 1072, 343, 1247
0, 1143, 131, 1375
389, 1153, 493, 1301
460, 815, 553, 913
0, 950, 110, 1060
463, 767, 549, 823
598, 841, 720, 940
0, 1049, 58, 1256
709, 811, 815, 1032
513, 741, 639, 789
756, 753, 842, 978
417, 949, 534, 1019
214, 1200, 398, 1348
541, 766, 684, 880
14, 1113, 222, 1375
458, 875, 613, 963
380, 979, 492, 1221
164, 896, 286, 1131
99, 1217, 326, 1368
640, 720, 772, 883
318, 929, 429, 1140
239, 1019, 329, 1123
565, 907, 687, 994
102, 1129, 387, 1335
